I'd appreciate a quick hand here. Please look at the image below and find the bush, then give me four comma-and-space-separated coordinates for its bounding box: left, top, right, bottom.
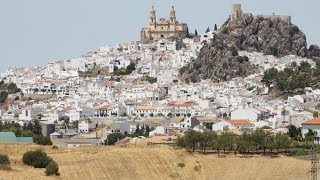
289, 148, 308, 156
229, 46, 238, 56
177, 162, 185, 168
52, 145, 59, 150
105, 133, 124, 145
33, 135, 53, 146
45, 161, 59, 176
0, 154, 10, 165
22, 150, 52, 168
221, 27, 228, 34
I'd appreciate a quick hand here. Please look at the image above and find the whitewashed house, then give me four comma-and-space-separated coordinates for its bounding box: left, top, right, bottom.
212, 120, 253, 132
78, 120, 96, 133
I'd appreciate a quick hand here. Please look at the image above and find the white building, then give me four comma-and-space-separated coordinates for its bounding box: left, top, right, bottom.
212, 120, 253, 132
78, 120, 96, 133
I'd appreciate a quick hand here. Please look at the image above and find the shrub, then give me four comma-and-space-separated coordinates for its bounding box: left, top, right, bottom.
22, 150, 52, 168
229, 46, 238, 56
177, 162, 185, 168
0, 154, 10, 165
194, 165, 201, 171
289, 148, 308, 156
45, 161, 59, 176
221, 27, 228, 34
33, 135, 53, 146
52, 145, 59, 150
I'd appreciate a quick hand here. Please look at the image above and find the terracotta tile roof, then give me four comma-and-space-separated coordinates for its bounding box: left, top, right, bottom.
95, 104, 112, 110
226, 120, 252, 126
135, 106, 155, 110
302, 118, 320, 125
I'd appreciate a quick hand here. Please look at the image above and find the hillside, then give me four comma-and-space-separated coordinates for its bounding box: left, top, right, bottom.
0, 143, 310, 180
181, 12, 320, 83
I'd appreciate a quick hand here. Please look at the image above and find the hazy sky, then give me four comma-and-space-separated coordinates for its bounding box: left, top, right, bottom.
0, 0, 319, 73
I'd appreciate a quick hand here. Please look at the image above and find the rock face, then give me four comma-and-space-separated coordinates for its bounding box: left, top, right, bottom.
308, 45, 320, 60
181, 13, 319, 83
179, 43, 258, 83
221, 13, 308, 57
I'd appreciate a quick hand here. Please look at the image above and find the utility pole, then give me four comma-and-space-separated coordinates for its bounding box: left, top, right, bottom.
310, 143, 319, 180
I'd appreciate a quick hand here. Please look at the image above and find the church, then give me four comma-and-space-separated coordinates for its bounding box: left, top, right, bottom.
140, 6, 189, 42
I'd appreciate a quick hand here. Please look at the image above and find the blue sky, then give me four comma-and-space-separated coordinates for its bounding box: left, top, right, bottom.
0, 0, 319, 73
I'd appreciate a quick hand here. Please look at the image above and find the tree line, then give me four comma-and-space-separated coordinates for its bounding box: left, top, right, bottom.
177, 129, 293, 156
0, 120, 52, 145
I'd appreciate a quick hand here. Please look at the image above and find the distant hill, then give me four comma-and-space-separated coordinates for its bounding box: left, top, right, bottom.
0, 143, 309, 179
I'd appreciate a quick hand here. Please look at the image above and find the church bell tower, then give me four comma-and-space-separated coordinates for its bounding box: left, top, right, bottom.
169, 6, 176, 24
150, 6, 157, 27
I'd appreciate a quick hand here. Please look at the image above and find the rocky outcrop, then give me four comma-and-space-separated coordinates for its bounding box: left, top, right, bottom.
308, 44, 320, 60
218, 13, 307, 57
180, 13, 319, 83
179, 42, 258, 83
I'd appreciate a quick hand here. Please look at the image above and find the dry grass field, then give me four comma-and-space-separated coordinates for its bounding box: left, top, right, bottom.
0, 143, 310, 180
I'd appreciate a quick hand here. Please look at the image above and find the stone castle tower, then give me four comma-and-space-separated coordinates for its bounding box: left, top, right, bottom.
230, 3, 242, 20
230, 3, 291, 24
141, 6, 188, 42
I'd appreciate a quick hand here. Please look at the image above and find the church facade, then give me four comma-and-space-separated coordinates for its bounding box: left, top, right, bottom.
141, 6, 189, 42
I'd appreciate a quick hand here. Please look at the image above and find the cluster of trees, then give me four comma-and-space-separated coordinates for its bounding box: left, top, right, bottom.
23, 150, 59, 176
262, 61, 320, 93
0, 91, 8, 103
177, 129, 292, 156
105, 124, 152, 145
0, 120, 52, 145
287, 124, 317, 142
139, 76, 157, 84
0, 82, 21, 103
113, 63, 136, 76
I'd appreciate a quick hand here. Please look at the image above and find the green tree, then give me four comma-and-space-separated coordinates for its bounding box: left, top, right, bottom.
238, 132, 253, 156
184, 130, 201, 152
45, 161, 59, 176
22, 150, 52, 168
199, 131, 217, 154
287, 125, 302, 141
203, 122, 213, 130
7, 83, 20, 93
274, 133, 291, 154
0, 91, 8, 103
214, 24, 218, 31
313, 111, 319, 118
32, 120, 42, 135
261, 67, 278, 86
205, 27, 210, 33
33, 135, 52, 146
105, 133, 124, 145
125, 63, 136, 74
145, 125, 150, 137
305, 129, 317, 142
176, 135, 186, 147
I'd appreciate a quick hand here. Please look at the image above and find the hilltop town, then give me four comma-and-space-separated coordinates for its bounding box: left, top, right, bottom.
1, 4, 320, 149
